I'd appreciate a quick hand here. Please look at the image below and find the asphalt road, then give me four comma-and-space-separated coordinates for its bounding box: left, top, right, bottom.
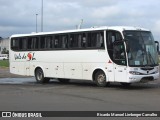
0, 68, 160, 120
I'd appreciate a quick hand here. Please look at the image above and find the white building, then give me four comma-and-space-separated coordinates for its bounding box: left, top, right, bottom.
0, 37, 9, 54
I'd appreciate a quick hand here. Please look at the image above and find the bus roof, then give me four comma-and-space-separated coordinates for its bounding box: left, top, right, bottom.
11, 26, 150, 38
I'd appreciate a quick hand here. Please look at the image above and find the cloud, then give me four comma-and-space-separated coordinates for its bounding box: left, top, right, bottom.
91, 6, 120, 19
0, 0, 160, 41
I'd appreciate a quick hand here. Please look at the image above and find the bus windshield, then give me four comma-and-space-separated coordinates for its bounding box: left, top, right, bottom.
123, 30, 158, 67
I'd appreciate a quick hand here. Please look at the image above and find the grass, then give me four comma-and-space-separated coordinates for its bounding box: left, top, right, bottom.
0, 60, 9, 67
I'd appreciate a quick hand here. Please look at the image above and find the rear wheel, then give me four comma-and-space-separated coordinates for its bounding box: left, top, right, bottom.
95, 70, 109, 87
35, 68, 50, 83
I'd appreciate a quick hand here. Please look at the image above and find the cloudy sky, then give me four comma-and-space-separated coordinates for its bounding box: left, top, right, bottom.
0, 0, 160, 41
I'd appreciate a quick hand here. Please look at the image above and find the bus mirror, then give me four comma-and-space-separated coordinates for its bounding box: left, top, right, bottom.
155, 41, 159, 53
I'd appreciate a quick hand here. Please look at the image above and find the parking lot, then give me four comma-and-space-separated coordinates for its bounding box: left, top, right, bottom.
0, 67, 160, 119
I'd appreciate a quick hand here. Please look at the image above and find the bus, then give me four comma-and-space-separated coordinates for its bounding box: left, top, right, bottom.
9, 26, 159, 87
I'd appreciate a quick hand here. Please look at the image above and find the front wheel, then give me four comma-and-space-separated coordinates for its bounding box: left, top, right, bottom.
35, 68, 50, 83
95, 71, 109, 87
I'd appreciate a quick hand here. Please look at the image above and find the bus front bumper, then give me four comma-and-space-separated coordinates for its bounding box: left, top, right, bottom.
128, 73, 159, 83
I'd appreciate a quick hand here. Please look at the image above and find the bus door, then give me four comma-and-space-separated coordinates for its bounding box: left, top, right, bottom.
113, 41, 127, 82
106, 31, 127, 82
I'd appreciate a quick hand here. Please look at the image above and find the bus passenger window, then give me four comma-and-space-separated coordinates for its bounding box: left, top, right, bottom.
82, 33, 87, 48
69, 34, 74, 48
69, 34, 81, 48
27, 38, 32, 49
97, 32, 104, 48
39, 37, 45, 49
54, 35, 62, 48
11, 38, 19, 50
61, 35, 68, 49
77, 34, 82, 48
32, 37, 39, 49
19, 38, 27, 50
87, 31, 104, 48
54, 39, 58, 48
45, 36, 53, 49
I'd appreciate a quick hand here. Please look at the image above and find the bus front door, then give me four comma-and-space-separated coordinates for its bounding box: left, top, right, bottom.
113, 41, 127, 82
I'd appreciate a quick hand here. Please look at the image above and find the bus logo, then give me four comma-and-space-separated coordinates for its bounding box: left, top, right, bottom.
14, 52, 36, 61
27, 53, 36, 61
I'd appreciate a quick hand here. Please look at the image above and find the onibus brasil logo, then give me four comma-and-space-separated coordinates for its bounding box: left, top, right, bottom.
14, 52, 36, 61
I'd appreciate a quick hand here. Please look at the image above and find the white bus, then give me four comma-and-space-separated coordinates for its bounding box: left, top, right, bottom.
9, 26, 159, 87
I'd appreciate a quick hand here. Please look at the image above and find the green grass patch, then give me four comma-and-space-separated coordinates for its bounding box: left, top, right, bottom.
0, 60, 9, 67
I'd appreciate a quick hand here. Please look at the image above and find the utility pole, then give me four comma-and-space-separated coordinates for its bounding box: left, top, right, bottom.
41, 0, 43, 32
78, 19, 83, 29
36, 14, 38, 33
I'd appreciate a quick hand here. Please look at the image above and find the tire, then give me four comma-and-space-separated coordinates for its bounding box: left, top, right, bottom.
121, 83, 131, 87
35, 68, 50, 83
95, 70, 108, 87
58, 78, 70, 83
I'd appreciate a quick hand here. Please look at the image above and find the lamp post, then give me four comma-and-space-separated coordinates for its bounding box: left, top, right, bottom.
41, 0, 43, 32
36, 14, 38, 33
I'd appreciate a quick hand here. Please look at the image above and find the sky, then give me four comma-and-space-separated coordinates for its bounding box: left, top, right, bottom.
0, 0, 160, 41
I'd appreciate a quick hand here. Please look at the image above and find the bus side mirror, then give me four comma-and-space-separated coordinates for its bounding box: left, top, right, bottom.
155, 41, 159, 53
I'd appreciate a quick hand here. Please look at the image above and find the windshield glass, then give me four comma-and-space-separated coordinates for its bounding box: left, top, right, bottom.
123, 30, 158, 67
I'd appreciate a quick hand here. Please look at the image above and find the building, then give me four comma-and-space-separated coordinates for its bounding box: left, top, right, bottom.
0, 37, 9, 54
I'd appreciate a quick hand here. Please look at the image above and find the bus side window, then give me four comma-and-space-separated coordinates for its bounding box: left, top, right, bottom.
106, 31, 123, 61
61, 35, 68, 49
19, 38, 27, 50
113, 42, 126, 65
32, 37, 39, 50
69, 34, 74, 48
27, 37, 39, 50
75, 34, 82, 48
11, 38, 19, 50
82, 33, 87, 48
97, 32, 104, 48
77, 34, 82, 48
55, 35, 62, 48
87, 31, 104, 48
45, 36, 53, 49
27, 37, 32, 49
39, 36, 45, 49
87, 32, 92, 48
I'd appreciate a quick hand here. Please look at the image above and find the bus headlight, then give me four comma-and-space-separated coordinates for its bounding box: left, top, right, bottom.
155, 68, 159, 73
155, 69, 159, 73
129, 71, 141, 75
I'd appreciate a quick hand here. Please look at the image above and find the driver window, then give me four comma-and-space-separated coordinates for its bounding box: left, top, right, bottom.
113, 42, 126, 65
106, 31, 123, 61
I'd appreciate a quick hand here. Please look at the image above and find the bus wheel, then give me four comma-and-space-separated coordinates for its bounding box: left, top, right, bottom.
95, 71, 108, 87
35, 68, 50, 83
121, 83, 131, 87
58, 78, 70, 83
